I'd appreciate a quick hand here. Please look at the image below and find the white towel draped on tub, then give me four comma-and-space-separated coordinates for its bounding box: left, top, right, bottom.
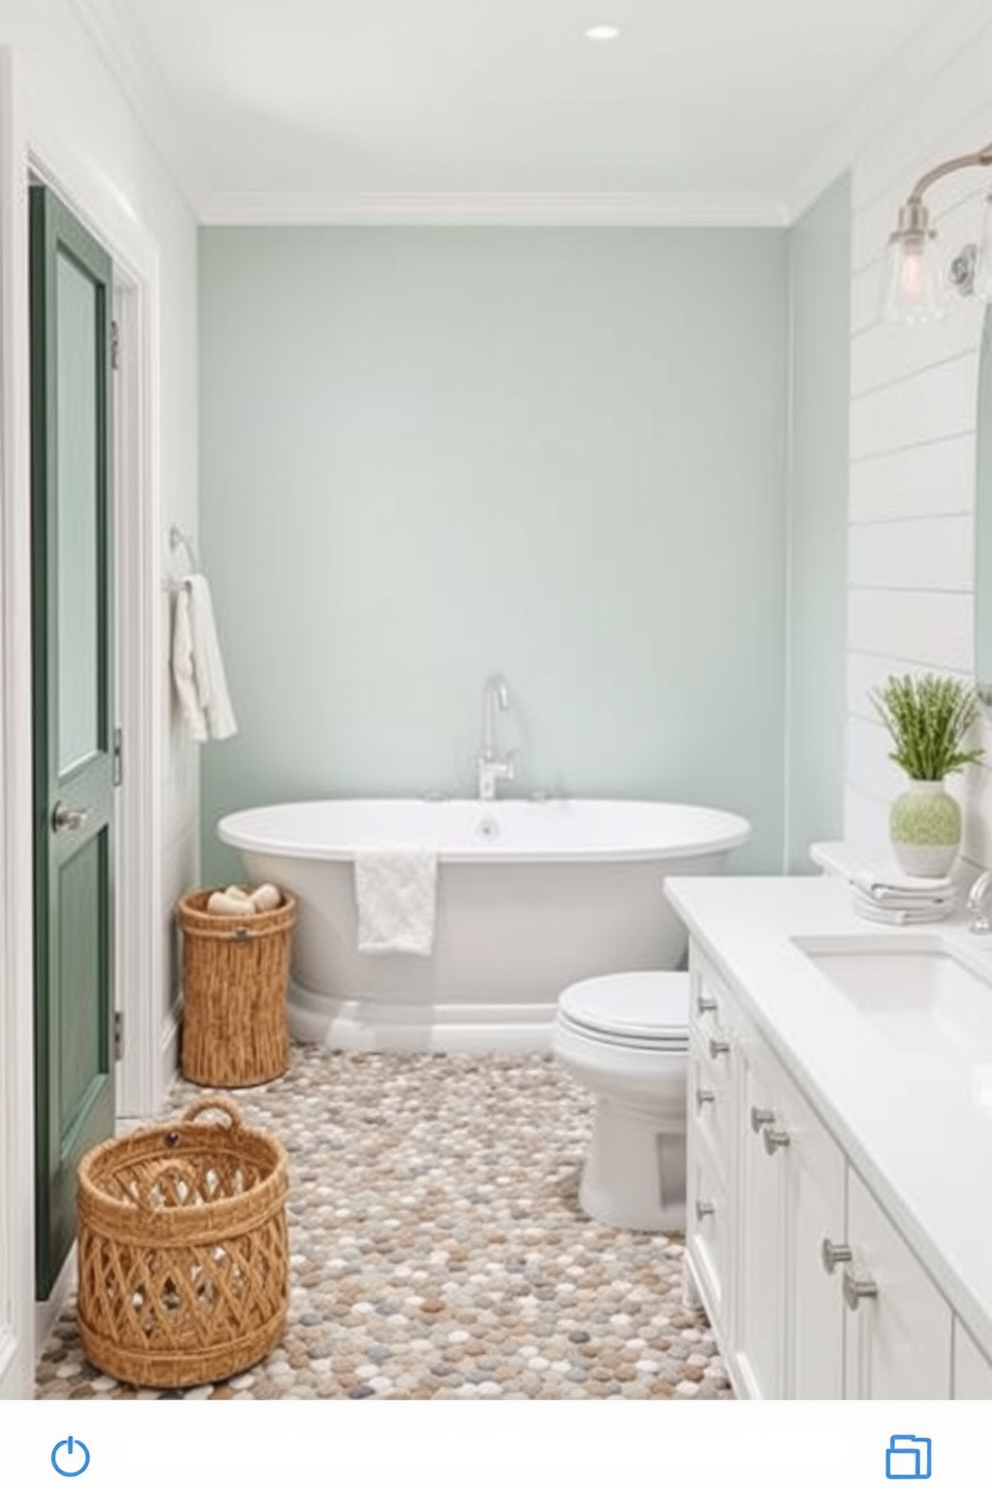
171, 574, 238, 742
355, 848, 438, 955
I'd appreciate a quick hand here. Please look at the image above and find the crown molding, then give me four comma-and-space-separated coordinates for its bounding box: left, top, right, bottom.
67, 0, 209, 216
200, 190, 788, 228
78, 0, 985, 231
785, 0, 992, 222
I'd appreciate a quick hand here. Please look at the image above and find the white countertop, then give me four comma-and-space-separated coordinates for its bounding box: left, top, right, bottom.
664, 873, 992, 1358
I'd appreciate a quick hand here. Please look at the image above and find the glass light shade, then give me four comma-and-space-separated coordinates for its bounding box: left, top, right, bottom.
881, 230, 945, 325
973, 194, 992, 301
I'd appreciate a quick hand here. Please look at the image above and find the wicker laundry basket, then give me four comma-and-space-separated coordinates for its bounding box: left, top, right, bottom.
77, 1095, 289, 1388
178, 887, 295, 1087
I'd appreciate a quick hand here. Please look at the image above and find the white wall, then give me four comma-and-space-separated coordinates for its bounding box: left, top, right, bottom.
845, 17, 992, 868
0, 0, 198, 1395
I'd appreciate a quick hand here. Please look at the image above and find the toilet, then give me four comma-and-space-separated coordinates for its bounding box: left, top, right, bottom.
552, 970, 689, 1232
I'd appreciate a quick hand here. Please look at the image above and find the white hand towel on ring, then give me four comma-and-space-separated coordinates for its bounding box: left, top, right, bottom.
171, 574, 238, 742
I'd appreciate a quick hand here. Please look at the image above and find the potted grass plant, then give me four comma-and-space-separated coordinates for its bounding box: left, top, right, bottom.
870, 672, 984, 876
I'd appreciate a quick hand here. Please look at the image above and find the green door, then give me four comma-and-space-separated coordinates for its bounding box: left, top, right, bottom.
30, 185, 116, 1300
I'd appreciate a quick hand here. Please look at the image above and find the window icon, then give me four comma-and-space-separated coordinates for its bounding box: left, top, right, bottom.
886, 1435, 932, 1480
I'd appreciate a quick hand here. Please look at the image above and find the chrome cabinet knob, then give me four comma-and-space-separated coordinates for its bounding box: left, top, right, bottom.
695, 1087, 716, 1112
762, 1126, 791, 1154
696, 992, 718, 1014
842, 1266, 878, 1310
695, 1199, 715, 1221
750, 1106, 775, 1133
821, 1238, 853, 1274
51, 801, 91, 834
708, 1037, 730, 1060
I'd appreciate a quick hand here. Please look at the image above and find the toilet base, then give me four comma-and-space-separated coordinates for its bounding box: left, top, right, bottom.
579, 1096, 686, 1233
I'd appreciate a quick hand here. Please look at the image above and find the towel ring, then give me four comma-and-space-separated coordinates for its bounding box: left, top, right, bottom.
170, 524, 199, 574
164, 524, 199, 592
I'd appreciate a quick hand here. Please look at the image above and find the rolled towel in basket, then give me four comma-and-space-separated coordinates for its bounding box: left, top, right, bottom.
355, 847, 437, 955
207, 890, 256, 916
250, 882, 282, 912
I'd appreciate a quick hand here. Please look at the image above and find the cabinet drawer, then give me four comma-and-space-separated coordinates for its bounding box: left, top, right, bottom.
688, 1040, 733, 1179
689, 954, 732, 1042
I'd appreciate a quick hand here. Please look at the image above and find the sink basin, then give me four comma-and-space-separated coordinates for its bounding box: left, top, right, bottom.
793, 935, 992, 1059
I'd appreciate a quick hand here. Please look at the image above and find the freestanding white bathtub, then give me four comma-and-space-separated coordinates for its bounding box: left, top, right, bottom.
218, 798, 750, 1053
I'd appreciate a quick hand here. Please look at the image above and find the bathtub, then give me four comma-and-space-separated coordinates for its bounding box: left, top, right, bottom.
218, 798, 750, 1053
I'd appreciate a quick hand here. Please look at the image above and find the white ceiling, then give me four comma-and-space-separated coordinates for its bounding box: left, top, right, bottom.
78, 0, 956, 220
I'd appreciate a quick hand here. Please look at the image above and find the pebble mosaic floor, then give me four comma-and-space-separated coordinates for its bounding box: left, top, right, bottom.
35, 1046, 732, 1400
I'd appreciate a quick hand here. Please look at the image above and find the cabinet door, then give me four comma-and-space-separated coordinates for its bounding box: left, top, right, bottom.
783, 1078, 846, 1399
686, 1122, 729, 1325
844, 1169, 952, 1399
734, 1046, 787, 1398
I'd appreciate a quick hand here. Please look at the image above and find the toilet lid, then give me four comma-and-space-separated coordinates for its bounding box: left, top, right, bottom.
558, 971, 688, 1046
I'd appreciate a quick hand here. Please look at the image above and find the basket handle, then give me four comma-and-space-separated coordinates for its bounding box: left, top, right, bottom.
178, 1094, 245, 1128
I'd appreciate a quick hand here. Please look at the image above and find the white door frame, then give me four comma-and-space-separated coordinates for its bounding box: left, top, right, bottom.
0, 47, 165, 1396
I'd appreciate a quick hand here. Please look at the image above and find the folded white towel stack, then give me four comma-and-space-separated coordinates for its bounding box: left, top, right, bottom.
354, 848, 438, 955
850, 864, 955, 925
171, 574, 238, 742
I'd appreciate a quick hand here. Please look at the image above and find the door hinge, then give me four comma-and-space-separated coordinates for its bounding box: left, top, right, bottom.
114, 1010, 124, 1062
111, 318, 120, 371
113, 724, 123, 786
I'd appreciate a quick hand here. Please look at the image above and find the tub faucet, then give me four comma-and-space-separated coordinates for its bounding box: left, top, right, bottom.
967, 870, 992, 933
478, 672, 515, 801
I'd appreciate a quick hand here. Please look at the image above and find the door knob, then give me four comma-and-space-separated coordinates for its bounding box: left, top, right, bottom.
750, 1105, 775, 1133
51, 801, 91, 834
762, 1126, 791, 1154
696, 992, 718, 1014
695, 1199, 715, 1220
708, 1037, 730, 1059
695, 1086, 716, 1112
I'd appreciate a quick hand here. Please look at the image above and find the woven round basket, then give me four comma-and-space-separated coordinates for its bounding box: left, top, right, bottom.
77, 1095, 289, 1389
178, 887, 296, 1087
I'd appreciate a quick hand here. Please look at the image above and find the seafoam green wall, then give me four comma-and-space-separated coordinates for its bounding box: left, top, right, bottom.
199, 227, 788, 882
785, 177, 851, 871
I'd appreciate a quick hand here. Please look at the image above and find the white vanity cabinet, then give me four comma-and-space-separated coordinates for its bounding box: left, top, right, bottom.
686, 941, 983, 1400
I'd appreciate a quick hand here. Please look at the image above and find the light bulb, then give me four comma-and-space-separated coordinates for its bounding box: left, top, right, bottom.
881, 230, 945, 325
899, 246, 926, 298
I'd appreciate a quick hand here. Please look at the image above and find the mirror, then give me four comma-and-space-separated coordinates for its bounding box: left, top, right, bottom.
977, 305, 992, 703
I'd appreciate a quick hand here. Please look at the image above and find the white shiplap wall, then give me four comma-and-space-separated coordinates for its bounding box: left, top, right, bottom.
846, 16, 992, 872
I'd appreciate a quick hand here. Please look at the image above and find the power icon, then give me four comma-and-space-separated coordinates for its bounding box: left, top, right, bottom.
51, 1436, 91, 1477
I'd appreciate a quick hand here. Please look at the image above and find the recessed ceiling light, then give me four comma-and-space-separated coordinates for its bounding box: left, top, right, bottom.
584, 24, 621, 40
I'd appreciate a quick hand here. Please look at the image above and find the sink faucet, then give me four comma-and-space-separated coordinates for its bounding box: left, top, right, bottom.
478, 672, 515, 801
967, 870, 992, 933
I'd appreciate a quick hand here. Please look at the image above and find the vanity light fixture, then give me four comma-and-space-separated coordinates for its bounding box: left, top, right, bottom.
584, 24, 621, 39
883, 142, 992, 323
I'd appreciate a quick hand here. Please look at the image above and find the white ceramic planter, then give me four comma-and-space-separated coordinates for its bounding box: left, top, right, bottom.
889, 779, 961, 877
